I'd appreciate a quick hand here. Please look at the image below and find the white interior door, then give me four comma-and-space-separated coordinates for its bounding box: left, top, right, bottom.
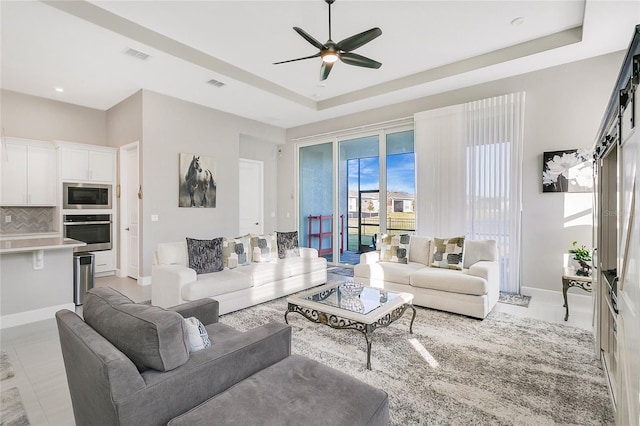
239, 159, 264, 235
120, 142, 139, 280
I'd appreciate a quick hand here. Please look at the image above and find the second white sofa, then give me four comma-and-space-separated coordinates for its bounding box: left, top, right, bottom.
152, 241, 327, 314
354, 237, 499, 319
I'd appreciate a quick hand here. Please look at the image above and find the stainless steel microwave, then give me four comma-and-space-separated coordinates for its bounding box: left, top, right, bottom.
63, 183, 112, 210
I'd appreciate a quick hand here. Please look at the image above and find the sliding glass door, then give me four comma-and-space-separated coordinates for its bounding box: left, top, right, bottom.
339, 135, 380, 264
297, 123, 414, 266
386, 130, 415, 236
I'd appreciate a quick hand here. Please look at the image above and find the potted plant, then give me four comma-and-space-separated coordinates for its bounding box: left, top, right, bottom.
569, 241, 592, 276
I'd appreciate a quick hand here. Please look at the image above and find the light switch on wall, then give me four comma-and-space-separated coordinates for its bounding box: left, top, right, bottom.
151, 215, 159, 222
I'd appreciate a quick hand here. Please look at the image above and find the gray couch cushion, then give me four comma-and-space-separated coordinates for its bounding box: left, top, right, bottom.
83, 287, 190, 372
168, 354, 389, 426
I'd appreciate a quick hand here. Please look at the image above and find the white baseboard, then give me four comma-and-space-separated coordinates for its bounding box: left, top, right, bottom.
0, 303, 75, 329
139, 276, 152, 286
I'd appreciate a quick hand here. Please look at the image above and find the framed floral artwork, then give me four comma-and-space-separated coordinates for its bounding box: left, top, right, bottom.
542, 149, 592, 193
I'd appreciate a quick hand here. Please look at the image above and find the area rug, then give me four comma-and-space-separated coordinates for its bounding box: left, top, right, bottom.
498, 291, 532, 308
220, 297, 613, 425
0, 387, 30, 426
327, 267, 355, 277
0, 352, 15, 381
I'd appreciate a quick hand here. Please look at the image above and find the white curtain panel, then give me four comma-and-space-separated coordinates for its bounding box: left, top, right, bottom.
414, 104, 466, 238
414, 93, 525, 293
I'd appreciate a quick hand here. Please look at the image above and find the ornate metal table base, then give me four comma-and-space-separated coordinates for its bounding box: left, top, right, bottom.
285, 302, 417, 370
562, 276, 592, 321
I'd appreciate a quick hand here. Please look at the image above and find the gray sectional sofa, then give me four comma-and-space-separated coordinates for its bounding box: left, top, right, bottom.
56, 287, 388, 425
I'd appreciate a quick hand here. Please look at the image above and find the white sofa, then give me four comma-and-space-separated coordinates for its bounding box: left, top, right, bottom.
354, 237, 499, 319
152, 242, 327, 314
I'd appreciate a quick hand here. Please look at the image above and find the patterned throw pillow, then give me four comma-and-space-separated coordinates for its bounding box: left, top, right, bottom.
276, 231, 300, 259
186, 237, 223, 274
184, 317, 211, 353
431, 236, 465, 270
379, 234, 411, 264
222, 236, 252, 268
250, 233, 278, 262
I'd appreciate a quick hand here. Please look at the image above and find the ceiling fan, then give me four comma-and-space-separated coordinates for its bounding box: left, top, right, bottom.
273, 0, 382, 81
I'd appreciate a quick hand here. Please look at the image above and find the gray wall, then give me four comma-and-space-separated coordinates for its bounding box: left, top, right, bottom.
284, 51, 625, 292
106, 90, 143, 147
106, 91, 144, 271
140, 90, 286, 277
1, 89, 106, 144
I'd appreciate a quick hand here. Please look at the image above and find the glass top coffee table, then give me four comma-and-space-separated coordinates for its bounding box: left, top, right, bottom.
285, 281, 416, 370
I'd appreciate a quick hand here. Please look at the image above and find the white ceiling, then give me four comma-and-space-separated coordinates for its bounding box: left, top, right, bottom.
2, 1, 639, 129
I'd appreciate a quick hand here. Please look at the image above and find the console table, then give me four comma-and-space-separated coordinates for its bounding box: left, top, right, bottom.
562, 267, 592, 321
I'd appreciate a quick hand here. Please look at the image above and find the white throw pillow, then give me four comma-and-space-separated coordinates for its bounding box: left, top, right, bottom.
222, 236, 252, 268
379, 234, 411, 264
184, 317, 211, 353
409, 236, 432, 265
431, 236, 465, 270
250, 233, 278, 262
463, 239, 498, 268
157, 242, 188, 266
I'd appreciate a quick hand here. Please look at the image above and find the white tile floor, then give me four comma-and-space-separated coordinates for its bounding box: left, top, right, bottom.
0, 275, 593, 425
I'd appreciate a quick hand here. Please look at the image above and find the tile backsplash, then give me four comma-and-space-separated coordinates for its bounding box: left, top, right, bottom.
0, 207, 56, 233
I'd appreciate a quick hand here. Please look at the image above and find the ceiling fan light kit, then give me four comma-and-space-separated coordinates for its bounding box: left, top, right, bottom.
274, 0, 382, 81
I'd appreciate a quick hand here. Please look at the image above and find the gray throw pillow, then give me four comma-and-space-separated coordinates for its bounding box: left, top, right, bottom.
83, 287, 190, 372
276, 231, 300, 259
186, 237, 223, 274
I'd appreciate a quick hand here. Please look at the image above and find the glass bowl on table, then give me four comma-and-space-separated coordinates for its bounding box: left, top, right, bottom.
338, 281, 364, 298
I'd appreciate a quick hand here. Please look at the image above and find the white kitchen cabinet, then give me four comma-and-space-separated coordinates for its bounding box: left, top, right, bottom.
93, 249, 116, 274
0, 139, 56, 206
59, 143, 116, 183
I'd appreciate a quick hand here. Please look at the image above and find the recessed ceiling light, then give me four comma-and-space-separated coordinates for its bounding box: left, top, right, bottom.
511, 17, 525, 26
55, 87, 64, 93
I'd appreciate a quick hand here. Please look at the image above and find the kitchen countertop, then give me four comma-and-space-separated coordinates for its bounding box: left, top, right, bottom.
0, 232, 61, 240
0, 237, 86, 253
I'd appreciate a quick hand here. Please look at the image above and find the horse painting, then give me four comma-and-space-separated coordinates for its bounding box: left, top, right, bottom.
182, 154, 216, 207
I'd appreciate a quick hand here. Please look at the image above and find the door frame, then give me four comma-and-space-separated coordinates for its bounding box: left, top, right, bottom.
238, 158, 264, 235
119, 141, 140, 281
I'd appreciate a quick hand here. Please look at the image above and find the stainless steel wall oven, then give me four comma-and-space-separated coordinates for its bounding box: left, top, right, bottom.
63, 214, 112, 252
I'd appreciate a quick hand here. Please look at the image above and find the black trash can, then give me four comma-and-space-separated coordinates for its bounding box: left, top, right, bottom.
73, 252, 95, 306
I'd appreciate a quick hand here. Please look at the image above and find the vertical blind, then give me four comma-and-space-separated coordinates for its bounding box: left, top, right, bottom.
464, 93, 525, 294
415, 92, 525, 293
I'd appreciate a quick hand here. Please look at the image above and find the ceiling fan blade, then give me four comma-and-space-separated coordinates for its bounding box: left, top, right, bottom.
273, 53, 320, 65
339, 52, 381, 69
336, 27, 382, 52
293, 27, 326, 50
320, 61, 334, 81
